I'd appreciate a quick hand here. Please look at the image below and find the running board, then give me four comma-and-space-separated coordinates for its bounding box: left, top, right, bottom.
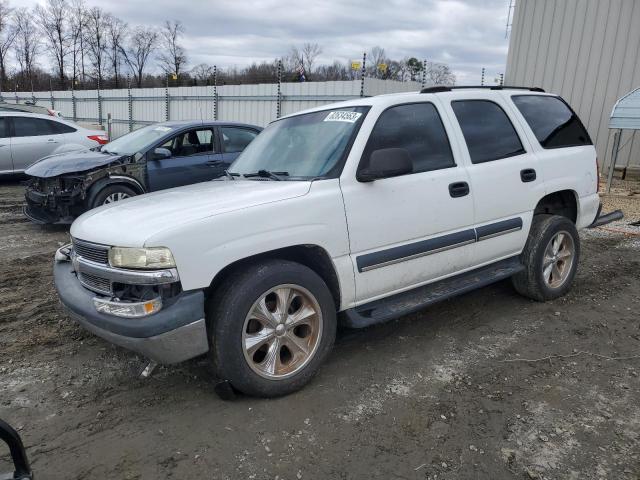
342, 256, 524, 329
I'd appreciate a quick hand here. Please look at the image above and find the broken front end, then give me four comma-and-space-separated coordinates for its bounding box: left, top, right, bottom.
24, 175, 89, 224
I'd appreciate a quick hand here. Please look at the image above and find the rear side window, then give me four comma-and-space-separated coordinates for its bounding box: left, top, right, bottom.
511, 95, 592, 148
220, 127, 258, 153
12, 117, 75, 137
451, 100, 525, 164
362, 102, 455, 174
49, 121, 76, 134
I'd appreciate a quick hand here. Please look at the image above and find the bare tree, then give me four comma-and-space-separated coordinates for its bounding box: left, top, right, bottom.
35, 0, 69, 87
69, 0, 87, 85
301, 42, 322, 75
191, 63, 213, 83
0, 0, 16, 90
368, 46, 387, 78
12, 7, 39, 91
157, 20, 186, 79
105, 14, 127, 87
121, 26, 157, 87
84, 6, 108, 83
424, 60, 456, 86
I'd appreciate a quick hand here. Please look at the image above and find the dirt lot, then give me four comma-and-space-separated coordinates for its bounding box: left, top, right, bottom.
1, 180, 639, 480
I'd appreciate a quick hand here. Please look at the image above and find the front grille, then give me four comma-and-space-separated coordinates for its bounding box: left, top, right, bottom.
79, 272, 112, 295
72, 238, 109, 264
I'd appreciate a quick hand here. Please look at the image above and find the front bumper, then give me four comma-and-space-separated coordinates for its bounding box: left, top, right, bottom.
54, 259, 209, 364
24, 186, 76, 224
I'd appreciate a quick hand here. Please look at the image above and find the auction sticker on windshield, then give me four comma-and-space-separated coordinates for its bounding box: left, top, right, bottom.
324, 111, 362, 123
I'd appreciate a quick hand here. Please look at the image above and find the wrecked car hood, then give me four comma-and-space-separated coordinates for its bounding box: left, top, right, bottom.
71, 180, 312, 247
24, 150, 127, 178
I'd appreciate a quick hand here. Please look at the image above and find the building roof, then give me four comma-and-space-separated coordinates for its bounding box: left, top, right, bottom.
610, 87, 640, 130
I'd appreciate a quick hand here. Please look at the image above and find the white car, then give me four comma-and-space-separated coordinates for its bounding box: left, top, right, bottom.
0, 112, 108, 174
54, 86, 622, 397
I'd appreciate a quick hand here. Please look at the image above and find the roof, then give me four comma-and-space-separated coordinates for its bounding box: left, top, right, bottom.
279, 86, 552, 121
609, 87, 640, 130
160, 120, 262, 129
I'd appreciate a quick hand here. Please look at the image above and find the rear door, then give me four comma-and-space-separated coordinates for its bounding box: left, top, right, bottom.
0, 117, 12, 173
146, 127, 220, 191
340, 100, 476, 303
444, 93, 546, 267
10, 116, 67, 170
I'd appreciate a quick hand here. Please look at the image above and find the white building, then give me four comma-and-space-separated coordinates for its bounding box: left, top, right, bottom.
505, 0, 640, 171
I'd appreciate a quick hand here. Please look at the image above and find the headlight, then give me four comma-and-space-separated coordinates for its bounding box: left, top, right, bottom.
108, 247, 176, 269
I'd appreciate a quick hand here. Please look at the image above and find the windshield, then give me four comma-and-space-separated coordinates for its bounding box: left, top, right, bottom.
102, 124, 176, 155
229, 106, 369, 179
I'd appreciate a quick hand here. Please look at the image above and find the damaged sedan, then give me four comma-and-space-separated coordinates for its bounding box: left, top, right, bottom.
24, 120, 262, 224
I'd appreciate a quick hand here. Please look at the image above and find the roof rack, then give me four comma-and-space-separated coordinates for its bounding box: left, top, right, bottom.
420, 85, 545, 94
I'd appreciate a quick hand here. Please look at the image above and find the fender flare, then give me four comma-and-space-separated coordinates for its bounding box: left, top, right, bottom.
86, 175, 146, 206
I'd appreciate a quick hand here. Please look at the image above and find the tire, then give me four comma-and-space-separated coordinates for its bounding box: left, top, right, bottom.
90, 184, 137, 208
208, 259, 337, 397
512, 214, 580, 301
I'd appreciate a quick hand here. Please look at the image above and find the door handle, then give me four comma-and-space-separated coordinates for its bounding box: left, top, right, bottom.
206, 160, 222, 167
47, 138, 57, 143
520, 168, 536, 182
449, 181, 470, 198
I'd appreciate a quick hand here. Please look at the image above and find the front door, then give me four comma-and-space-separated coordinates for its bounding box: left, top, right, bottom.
146, 127, 221, 191
340, 101, 476, 304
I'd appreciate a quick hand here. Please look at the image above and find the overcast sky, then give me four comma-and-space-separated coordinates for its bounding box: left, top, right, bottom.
20, 0, 511, 85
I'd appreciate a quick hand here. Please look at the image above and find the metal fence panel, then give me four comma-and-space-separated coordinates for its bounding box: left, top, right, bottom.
6, 79, 422, 138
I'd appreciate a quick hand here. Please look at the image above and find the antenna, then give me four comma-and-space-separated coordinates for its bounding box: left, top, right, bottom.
505, 0, 515, 39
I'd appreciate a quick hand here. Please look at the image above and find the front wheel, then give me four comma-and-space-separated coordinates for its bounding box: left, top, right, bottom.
90, 184, 137, 208
512, 214, 580, 301
209, 260, 337, 397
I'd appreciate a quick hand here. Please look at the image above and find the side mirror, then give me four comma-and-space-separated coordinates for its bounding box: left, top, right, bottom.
357, 148, 413, 182
153, 147, 172, 160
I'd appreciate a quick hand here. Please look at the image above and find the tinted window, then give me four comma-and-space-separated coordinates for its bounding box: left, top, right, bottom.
362, 102, 454, 174
512, 95, 592, 148
451, 100, 525, 164
49, 120, 76, 134
221, 127, 258, 153
12, 117, 73, 137
0, 118, 7, 138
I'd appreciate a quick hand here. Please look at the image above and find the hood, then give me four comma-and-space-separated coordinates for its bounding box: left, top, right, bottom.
24, 150, 127, 178
70, 180, 312, 247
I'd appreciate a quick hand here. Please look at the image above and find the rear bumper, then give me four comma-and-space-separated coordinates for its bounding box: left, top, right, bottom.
588, 203, 624, 228
54, 259, 209, 364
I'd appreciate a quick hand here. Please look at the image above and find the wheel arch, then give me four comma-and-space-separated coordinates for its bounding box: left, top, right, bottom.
533, 189, 578, 223
86, 175, 145, 205
205, 244, 341, 313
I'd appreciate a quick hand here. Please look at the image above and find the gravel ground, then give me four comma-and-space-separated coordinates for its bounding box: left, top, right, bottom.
1, 180, 639, 480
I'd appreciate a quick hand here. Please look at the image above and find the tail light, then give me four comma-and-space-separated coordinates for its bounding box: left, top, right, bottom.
88, 134, 109, 145
47, 109, 56, 116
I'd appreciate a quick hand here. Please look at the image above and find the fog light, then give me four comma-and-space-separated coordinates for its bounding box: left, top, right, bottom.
93, 297, 162, 318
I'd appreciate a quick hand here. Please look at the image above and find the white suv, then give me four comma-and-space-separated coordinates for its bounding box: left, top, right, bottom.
54, 86, 621, 397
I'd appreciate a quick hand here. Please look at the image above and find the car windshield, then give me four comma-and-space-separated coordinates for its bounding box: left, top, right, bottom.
229, 106, 369, 179
102, 124, 176, 155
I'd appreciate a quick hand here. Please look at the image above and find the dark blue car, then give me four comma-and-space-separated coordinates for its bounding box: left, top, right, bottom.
23, 120, 262, 224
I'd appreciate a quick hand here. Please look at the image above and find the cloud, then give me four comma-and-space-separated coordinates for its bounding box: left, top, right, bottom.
19, 0, 510, 84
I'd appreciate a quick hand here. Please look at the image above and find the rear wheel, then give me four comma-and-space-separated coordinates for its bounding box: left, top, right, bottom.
512, 214, 580, 301
91, 185, 137, 208
209, 260, 337, 397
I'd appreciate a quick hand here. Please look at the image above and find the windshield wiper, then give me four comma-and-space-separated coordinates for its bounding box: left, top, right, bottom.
243, 170, 289, 181
223, 170, 240, 180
